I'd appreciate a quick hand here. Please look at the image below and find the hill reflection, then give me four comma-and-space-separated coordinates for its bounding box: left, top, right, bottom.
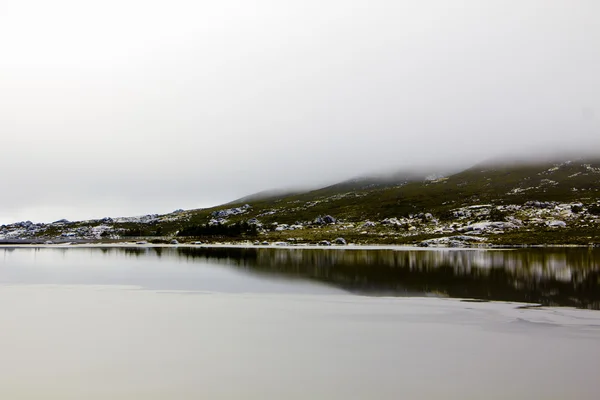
175, 247, 600, 309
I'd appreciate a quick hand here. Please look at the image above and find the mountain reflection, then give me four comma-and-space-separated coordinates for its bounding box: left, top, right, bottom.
176, 247, 600, 309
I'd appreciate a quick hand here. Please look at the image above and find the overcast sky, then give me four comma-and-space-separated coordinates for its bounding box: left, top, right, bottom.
1, 0, 599, 224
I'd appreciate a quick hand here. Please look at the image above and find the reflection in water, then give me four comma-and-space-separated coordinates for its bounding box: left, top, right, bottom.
176, 247, 600, 309
2, 246, 600, 309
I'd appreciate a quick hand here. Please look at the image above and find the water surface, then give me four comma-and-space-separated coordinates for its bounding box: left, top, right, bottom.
2, 246, 599, 308
0, 246, 599, 399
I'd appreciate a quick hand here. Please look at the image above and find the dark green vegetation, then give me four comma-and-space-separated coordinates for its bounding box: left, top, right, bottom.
144, 158, 600, 245
4, 157, 599, 246
178, 222, 258, 238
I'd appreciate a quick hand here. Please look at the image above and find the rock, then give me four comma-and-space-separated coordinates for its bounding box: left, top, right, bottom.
546, 220, 567, 228
419, 235, 486, 247
170, 239, 179, 245
173, 209, 185, 214
314, 215, 336, 225
273, 223, 303, 231
261, 241, 269, 245
333, 237, 347, 245
459, 221, 518, 233
362, 221, 376, 228
253, 241, 260, 245
193, 241, 203, 245
318, 240, 331, 246
526, 201, 553, 209
136, 241, 148, 245
322, 215, 336, 224
571, 204, 584, 213
211, 204, 251, 218
467, 204, 492, 210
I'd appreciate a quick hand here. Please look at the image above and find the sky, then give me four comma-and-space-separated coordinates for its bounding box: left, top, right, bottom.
1, 0, 599, 224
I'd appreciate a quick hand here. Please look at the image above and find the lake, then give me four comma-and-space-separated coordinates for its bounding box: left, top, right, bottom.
1, 246, 599, 399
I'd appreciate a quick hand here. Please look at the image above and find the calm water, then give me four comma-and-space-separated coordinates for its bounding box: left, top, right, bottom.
0, 246, 599, 399
2, 246, 600, 308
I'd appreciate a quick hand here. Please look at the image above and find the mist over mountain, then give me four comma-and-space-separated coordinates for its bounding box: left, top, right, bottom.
1, 1, 599, 225
3, 155, 600, 247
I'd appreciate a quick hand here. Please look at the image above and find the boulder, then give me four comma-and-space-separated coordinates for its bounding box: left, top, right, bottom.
333, 237, 347, 245
322, 215, 336, 224
314, 215, 336, 225
459, 221, 518, 233
526, 201, 553, 209
318, 240, 331, 246
419, 235, 486, 248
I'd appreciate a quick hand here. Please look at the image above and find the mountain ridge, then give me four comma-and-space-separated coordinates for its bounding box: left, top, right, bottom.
2, 157, 600, 246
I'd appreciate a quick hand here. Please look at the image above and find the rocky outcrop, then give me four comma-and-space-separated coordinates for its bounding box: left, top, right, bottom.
333, 237, 347, 245
211, 204, 251, 218
419, 235, 487, 247
314, 215, 336, 225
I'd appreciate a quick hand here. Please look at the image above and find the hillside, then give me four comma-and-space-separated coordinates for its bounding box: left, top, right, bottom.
2, 158, 600, 246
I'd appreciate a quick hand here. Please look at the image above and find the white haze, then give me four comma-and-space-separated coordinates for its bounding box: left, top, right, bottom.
1, 0, 599, 224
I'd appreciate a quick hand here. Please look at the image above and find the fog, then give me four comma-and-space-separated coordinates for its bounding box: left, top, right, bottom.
1, 0, 599, 224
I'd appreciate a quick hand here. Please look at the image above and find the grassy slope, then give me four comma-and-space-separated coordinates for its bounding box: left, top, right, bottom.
225, 159, 599, 218
128, 158, 600, 244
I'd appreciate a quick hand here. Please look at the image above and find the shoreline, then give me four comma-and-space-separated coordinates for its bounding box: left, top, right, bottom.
0, 241, 596, 250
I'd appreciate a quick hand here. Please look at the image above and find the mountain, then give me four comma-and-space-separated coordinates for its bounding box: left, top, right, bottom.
226, 188, 305, 205
2, 157, 600, 246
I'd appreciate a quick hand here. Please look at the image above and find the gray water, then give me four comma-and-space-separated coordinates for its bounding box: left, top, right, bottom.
0, 246, 599, 399
2, 246, 600, 307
